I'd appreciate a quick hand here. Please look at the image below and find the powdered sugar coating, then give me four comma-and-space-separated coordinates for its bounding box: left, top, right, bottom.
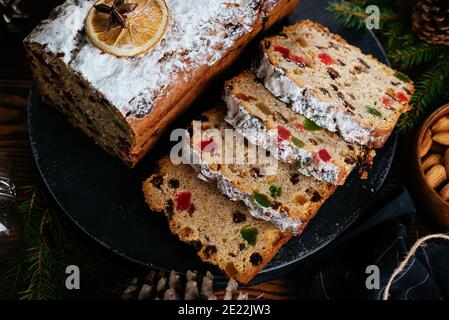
26, 0, 95, 64
225, 93, 341, 184
256, 53, 374, 146
183, 143, 302, 233
25, 0, 263, 118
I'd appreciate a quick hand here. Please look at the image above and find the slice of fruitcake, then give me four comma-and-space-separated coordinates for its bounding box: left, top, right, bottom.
183, 108, 337, 235
255, 20, 414, 148
143, 157, 292, 284
224, 71, 372, 185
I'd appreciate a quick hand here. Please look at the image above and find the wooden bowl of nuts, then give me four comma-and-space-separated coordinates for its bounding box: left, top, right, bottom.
417, 103, 449, 229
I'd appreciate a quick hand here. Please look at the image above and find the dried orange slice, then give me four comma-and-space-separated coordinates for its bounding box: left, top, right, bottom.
85, 0, 169, 57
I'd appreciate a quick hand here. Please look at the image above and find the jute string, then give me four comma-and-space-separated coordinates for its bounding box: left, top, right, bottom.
382, 233, 449, 300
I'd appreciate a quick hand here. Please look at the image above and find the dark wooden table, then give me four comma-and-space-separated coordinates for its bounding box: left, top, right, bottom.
0, 27, 440, 300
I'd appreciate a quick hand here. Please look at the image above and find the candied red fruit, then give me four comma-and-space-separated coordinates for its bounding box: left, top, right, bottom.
273, 45, 306, 67
294, 123, 305, 131
395, 92, 408, 103
318, 52, 336, 65
273, 45, 290, 57
382, 97, 393, 107
278, 125, 291, 141
318, 149, 331, 162
175, 191, 191, 212
200, 138, 216, 152
289, 53, 306, 66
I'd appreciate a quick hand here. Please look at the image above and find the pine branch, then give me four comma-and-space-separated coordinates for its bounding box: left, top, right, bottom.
0, 187, 104, 300
328, 1, 397, 30
0, 251, 24, 299
19, 208, 59, 300
398, 56, 449, 132
390, 43, 448, 68
2, 188, 62, 299
329, 0, 449, 131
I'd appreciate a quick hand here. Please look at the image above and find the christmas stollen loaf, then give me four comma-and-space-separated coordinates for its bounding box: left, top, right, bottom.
224, 71, 374, 185
255, 20, 414, 148
24, 0, 298, 167
143, 157, 292, 284
183, 108, 337, 234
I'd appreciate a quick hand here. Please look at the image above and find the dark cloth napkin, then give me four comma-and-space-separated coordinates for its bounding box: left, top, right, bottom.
296, 188, 449, 300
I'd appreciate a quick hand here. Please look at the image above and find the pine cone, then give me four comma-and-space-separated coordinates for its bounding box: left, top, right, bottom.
412, 0, 449, 45
120, 270, 248, 300
0, 0, 62, 35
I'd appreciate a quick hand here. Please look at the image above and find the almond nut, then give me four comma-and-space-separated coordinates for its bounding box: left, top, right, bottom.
425, 164, 447, 189
419, 129, 432, 157
432, 132, 449, 146
440, 183, 449, 201
444, 149, 449, 177
422, 153, 443, 172
432, 116, 449, 133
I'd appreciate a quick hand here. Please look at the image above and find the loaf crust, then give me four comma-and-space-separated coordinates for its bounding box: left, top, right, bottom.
24, 0, 298, 166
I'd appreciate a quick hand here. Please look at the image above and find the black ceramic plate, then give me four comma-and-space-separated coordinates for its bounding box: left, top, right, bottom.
28, 0, 396, 284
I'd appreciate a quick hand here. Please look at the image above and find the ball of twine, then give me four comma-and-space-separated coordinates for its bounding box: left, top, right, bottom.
382, 233, 449, 300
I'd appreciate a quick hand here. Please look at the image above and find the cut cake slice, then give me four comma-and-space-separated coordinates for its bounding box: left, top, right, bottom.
183, 108, 337, 235
224, 70, 372, 185
143, 157, 291, 284
255, 20, 414, 148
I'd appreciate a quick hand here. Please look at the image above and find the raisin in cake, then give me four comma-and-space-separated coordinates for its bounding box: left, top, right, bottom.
255, 20, 414, 148
24, 0, 298, 167
183, 108, 336, 234
224, 71, 372, 185
143, 157, 291, 284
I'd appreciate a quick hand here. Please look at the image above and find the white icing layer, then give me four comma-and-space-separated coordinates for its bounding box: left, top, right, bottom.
182, 139, 302, 234
26, 0, 95, 65
225, 93, 340, 184
256, 53, 374, 146
26, 0, 264, 117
